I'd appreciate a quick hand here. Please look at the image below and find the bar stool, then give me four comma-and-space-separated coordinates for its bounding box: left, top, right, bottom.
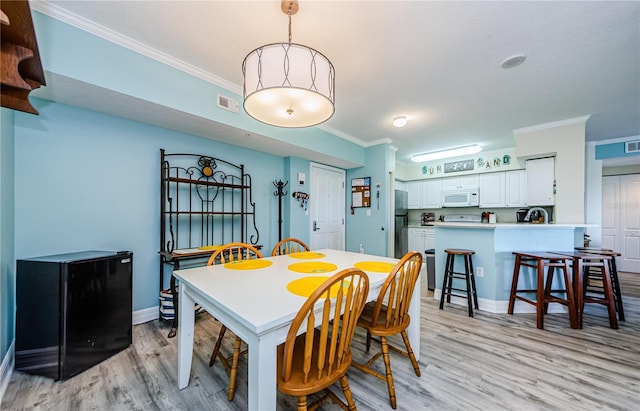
439, 249, 478, 317
552, 251, 618, 329
508, 252, 578, 330
575, 247, 624, 321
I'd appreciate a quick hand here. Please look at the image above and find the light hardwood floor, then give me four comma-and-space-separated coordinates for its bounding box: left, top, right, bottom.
3, 273, 639, 410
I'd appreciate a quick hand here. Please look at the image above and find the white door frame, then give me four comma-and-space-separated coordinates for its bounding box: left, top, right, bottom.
309, 163, 345, 250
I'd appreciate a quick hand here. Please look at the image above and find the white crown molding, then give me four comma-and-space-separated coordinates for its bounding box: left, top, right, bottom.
318, 124, 393, 148
513, 115, 592, 136
30, 1, 242, 95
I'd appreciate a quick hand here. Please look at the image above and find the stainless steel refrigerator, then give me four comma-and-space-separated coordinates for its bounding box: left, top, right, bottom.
394, 189, 409, 258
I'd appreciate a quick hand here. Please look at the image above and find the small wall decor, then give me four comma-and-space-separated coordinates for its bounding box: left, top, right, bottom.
292, 191, 309, 210
351, 177, 371, 208
444, 159, 475, 173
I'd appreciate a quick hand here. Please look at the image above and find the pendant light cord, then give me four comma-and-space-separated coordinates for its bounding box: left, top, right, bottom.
288, 6, 293, 43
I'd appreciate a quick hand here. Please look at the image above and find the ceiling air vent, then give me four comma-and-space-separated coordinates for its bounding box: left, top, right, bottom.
217, 94, 239, 114
625, 140, 640, 153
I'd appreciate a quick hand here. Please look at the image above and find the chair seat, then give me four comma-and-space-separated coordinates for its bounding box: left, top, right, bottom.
357, 302, 410, 336
277, 330, 352, 396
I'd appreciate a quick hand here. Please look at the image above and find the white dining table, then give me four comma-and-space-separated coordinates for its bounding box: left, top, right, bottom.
175, 249, 421, 411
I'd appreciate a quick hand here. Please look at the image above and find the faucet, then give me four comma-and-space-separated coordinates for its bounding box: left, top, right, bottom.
525, 207, 549, 224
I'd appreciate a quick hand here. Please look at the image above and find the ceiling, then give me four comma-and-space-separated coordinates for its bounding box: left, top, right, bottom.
31, 1, 640, 167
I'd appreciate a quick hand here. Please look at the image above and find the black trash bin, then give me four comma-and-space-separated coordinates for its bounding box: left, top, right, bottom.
425, 249, 435, 291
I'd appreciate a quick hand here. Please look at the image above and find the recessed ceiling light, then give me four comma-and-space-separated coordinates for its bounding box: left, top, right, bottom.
501, 54, 526, 69
392, 116, 408, 128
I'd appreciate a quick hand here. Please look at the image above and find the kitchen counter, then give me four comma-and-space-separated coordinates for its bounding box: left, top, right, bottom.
432, 223, 589, 314
431, 222, 595, 229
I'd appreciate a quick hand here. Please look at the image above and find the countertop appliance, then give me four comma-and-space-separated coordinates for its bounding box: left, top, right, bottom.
443, 214, 482, 223
442, 188, 479, 207
394, 190, 409, 258
516, 208, 530, 222
16, 250, 133, 380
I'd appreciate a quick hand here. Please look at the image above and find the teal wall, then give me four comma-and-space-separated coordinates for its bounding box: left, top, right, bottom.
595, 139, 640, 161
1, 109, 16, 368
285, 158, 312, 244
14, 100, 285, 311
346, 144, 391, 255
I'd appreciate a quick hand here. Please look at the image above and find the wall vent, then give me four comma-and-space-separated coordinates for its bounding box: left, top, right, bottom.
217, 94, 239, 113
625, 140, 640, 153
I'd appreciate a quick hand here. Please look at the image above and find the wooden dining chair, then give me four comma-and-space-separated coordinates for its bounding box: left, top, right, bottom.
278, 268, 370, 411
351, 251, 423, 409
206, 242, 263, 401
271, 237, 311, 256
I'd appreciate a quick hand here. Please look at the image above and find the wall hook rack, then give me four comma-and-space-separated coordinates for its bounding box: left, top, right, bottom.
273, 180, 288, 241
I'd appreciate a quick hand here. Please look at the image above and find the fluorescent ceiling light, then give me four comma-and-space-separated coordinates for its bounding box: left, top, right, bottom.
411, 144, 482, 162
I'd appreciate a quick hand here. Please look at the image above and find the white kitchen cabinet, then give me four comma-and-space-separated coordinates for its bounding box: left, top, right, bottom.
406, 180, 422, 209
441, 175, 479, 191
421, 179, 442, 208
505, 169, 527, 207
479, 172, 506, 208
526, 157, 555, 205
408, 227, 434, 254
395, 180, 407, 192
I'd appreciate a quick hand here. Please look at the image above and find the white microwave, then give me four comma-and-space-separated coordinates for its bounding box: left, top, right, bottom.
441, 189, 479, 207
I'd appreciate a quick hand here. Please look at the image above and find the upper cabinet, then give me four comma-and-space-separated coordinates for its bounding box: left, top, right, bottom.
526, 157, 555, 205
407, 179, 442, 209
479, 172, 505, 208
422, 179, 442, 209
406, 180, 423, 209
442, 175, 479, 191
505, 169, 527, 207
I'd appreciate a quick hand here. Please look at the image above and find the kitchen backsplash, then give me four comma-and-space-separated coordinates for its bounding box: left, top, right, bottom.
408, 207, 553, 225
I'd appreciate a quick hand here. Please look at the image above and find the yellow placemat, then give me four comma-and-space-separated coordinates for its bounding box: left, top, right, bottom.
288, 251, 327, 259
288, 261, 338, 274
287, 276, 347, 298
198, 245, 221, 251
224, 259, 273, 270
354, 261, 395, 273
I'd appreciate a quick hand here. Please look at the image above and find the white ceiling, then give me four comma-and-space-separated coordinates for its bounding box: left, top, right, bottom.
31, 1, 640, 167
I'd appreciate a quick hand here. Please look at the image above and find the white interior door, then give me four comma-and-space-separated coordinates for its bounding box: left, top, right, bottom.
602, 174, 640, 273
309, 163, 345, 250
619, 174, 640, 273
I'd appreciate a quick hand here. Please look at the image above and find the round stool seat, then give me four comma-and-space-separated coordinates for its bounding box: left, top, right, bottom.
444, 249, 475, 255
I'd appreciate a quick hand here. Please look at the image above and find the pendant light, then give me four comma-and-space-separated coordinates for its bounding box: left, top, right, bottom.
242, 0, 335, 128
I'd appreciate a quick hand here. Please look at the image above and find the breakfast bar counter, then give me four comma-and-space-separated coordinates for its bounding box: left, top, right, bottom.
430, 222, 592, 313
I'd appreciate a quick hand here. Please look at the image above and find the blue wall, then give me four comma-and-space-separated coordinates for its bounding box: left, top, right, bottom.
14, 100, 285, 311
1, 109, 16, 371
346, 144, 391, 255
595, 139, 640, 161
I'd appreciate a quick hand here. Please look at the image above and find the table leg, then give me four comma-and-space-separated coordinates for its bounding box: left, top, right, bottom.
407, 272, 421, 361
536, 258, 545, 330
178, 285, 195, 389
574, 259, 584, 329
169, 274, 178, 338
247, 333, 277, 411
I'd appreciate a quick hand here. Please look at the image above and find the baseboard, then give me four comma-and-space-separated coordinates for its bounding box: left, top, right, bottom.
433, 289, 568, 314
133, 306, 159, 325
0, 340, 15, 405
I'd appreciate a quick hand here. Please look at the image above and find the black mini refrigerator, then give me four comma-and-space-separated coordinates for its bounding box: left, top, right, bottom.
16, 250, 133, 380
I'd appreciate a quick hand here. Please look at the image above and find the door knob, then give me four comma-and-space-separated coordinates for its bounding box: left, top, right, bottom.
313, 221, 320, 231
